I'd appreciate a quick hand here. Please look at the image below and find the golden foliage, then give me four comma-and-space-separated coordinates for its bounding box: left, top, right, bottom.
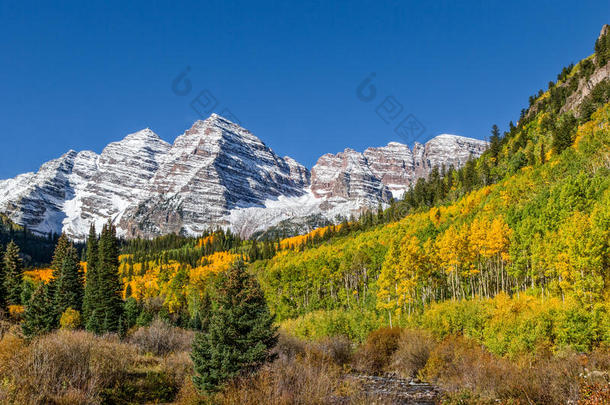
59, 308, 82, 330
23, 268, 54, 283
279, 224, 343, 250
120, 251, 240, 313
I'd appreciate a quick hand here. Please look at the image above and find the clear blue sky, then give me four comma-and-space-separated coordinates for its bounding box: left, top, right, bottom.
1, 1, 608, 178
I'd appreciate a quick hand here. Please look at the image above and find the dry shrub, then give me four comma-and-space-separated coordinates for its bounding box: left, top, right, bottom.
162, 350, 194, 389
391, 328, 435, 378
423, 335, 500, 393
274, 332, 352, 366
579, 382, 610, 405
0, 319, 11, 337
353, 327, 402, 374
0, 319, 19, 340
313, 336, 353, 366
182, 334, 358, 405
128, 318, 194, 356
219, 349, 350, 405
273, 332, 308, 360
0, 329, 136, 404
0, 332, 28, 403
422, 335, 601, 405
174, 378, 202, 405
586, 346, 610, 373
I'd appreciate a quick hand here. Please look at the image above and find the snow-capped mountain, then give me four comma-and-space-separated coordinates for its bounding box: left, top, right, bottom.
0, 114, 487, 239
118, 115, 310, 238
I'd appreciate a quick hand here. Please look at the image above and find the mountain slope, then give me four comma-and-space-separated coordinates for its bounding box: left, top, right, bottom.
119, 115, 311, 238
0, 116, 486, 240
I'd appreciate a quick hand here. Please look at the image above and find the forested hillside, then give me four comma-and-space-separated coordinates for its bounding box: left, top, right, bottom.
103, 49, 610, 351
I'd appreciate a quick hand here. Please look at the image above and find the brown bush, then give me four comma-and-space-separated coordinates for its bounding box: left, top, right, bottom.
218, 349, 352, 405
422, 335, 600, 405
353, 327, 402, 374
0, 330, 136, 404
162, 350, 194, 389
313, 336, 353, 366
128, 318, 194, 356
174, 378, 203, 405
579, 382, 610, 405
391, 329, 435, 378
586, 346, 610, 373
273, 332, 308, 361
0, 319, 13, 339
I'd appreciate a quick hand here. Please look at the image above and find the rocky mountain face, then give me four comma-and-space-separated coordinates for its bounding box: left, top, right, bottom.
118, 115, 310, 238
527, 25, 610, 119
0, 114, 486, 240
311, 135, 488, 202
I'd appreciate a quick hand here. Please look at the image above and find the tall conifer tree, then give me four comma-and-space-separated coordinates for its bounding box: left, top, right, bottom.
191, 261, 278, 392
50, 234, 70, 281
3, 241, 23, 306
22, 283, 55, 337
48, 233, 70, 318
54, 245, 84, 315
82, 224, 99, 326
96, 221, 124, 333
0, 245, 6, 311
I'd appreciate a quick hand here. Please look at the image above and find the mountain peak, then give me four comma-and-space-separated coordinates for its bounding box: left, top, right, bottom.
122, 128, 163, 143
202, 113, 238, 127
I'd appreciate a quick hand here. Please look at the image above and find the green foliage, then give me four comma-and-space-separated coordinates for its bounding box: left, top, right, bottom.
54, 245, 84, 315
0, 248, 5, 311
3, 241, 23, 307
552, 113, 577, 154
82, 224, 99, 327
595, 26, 610, 67
95, 222, 124, 334
412, 294, 610, 357
19, 277, 35, 306
488, 124, 501, 164
0, 213, 58, 267
124, 297, 141, 329
280, 309, 385, 343
22, 283, 55, 337
191, 261, 278, 392
59, 307, 82, 330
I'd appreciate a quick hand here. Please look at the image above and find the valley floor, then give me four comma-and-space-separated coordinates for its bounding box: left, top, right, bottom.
1, 318, 608, 404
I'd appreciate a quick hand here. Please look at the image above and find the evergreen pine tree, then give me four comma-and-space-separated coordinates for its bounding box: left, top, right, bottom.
48, 233, 70, 321
50, 234, 70, 282
489, 124, 501, 165
82, 224, 99, 325
3, 241, 23, 306
191, 261, 278, 392
22, 283, 55, 337
54, 245, 84, 315
248, 240, 260, 261
552, 114, 577, 154
96, 222, 124, 333
0, 245, 6, 311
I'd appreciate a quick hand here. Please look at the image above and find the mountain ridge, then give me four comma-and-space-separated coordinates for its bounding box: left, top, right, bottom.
0, 115, 487, 240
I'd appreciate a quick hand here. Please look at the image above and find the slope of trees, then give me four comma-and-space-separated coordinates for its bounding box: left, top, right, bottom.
253, 102, 610, 350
